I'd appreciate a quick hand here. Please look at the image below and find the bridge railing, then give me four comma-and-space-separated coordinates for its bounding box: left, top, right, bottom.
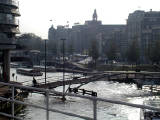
0, 82, 160, 120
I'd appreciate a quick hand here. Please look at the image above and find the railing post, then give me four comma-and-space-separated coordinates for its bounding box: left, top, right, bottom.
108, 75, 110, 81
135, 73, 137, 79
12, 86, 15, 119
93, 99, 97, 120
46, 91, 49, 120
143, 75, 145, 81
126, 73, 128, 80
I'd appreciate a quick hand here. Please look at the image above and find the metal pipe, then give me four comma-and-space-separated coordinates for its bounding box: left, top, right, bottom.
52, 90, 160, 112
3, 50, 10, 82
0, 82, 48, 92
46, 91, 49, 120
93, 99, 97, 120
45, 40, 47, 85
61, 38, 66, 101
0, 82, 160, 120
0, 97, 93, 120
12, 86, 15, 119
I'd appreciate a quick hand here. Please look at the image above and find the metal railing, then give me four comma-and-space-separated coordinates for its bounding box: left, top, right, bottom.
0, 0, 19, 7
0, 81, 160, 120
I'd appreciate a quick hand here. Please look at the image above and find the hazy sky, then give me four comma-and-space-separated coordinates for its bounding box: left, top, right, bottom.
19, 0, 160, 39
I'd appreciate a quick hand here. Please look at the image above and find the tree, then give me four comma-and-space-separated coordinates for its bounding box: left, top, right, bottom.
147, 40, 160, 64
16, 33, 43, 51
126, 39, 140, 64
105, 40, 117, 61
89, 40, 99, 66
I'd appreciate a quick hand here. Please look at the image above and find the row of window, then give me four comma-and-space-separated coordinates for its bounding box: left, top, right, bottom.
0, 13, 18, 25
0, 0, 18, 7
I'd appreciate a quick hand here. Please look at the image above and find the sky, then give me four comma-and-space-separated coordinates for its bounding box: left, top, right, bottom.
19, 0, 160, 39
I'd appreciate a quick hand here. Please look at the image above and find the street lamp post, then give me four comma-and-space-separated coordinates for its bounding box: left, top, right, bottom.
61, 38, 66, 101
45, 40, 47, 85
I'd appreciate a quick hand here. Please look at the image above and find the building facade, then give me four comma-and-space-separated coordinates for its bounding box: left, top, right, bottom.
0, 0, 20, 82
127, 10, 160, 63
48, 9, 127, 59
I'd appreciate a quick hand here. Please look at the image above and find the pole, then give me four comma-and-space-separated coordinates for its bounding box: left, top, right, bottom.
61, 38, 66, 101
12, 86, 15, 118
45, 40, 47, 85
46, 91, 49, 120
93, 99, 97, 120
3, 50, 10, 82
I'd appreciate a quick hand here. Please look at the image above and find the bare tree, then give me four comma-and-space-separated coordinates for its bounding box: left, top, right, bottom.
89, 39, 99, 66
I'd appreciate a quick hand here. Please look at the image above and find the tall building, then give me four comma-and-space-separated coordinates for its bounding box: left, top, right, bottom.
0, 0, 20, 82
48, 9, 127, 58
48, 25, 71, 56
127, 10, 160, 62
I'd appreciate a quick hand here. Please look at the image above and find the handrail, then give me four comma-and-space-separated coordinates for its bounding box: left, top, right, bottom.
0, 81, 159, 120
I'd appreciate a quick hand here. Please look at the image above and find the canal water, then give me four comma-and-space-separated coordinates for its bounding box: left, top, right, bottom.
10, 68, 150, 120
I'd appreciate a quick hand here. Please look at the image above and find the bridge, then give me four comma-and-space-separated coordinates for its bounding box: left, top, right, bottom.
33, 71, 160, 90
